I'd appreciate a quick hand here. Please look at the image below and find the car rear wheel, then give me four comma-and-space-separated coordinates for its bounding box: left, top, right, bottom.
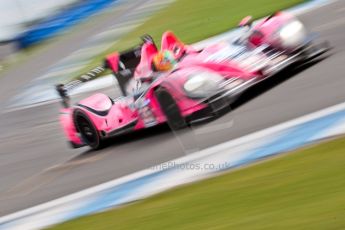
155, 88, 187, 130
74, 110, 102, 150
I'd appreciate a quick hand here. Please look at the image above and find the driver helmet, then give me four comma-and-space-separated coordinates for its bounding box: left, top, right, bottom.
152, 50, 177, 72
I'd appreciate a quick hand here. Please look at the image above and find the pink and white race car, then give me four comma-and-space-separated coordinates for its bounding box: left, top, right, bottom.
58, 11, 329, 149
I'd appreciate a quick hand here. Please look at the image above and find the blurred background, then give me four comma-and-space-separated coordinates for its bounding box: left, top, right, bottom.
0, 0, 344, 229
0, 0, 77, 42
0, 0, 117, 59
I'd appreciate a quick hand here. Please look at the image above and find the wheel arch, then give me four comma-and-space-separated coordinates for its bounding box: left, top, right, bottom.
73, 108, 104, 150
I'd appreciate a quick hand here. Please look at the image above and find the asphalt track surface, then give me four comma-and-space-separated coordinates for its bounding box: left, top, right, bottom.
1, 0, 345, 216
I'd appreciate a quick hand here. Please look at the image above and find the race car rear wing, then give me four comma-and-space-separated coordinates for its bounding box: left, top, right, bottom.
56, 46, 142, 108
56, 46, 143, 108
56, 35, 155, 107
55, 65, 107, 108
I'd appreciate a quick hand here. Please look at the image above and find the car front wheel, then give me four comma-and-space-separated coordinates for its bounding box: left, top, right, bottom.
154, 88, 187, 130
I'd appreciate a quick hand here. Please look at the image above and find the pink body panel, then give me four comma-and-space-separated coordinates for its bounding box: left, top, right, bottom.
79, 93, 112, 112
60, 95, 141, 146
79, 97, 138, 134
145, 68, 208, 118
249, 12, 294, 47
59, 108, 83, 145
134, 42, 158, 78
161, 31, 197, 59
181, 44, 259, 79
105, 52, 120, 72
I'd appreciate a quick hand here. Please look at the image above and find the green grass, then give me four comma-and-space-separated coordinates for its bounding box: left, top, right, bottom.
74, 0, 305, 79
51, 137, 345, 230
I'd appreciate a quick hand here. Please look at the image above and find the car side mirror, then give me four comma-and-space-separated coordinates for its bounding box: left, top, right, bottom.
238, 16, 253, 27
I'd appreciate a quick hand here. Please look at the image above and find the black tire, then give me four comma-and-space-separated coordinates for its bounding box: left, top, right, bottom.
155, 88, 187, 130
74, 110, 103, 150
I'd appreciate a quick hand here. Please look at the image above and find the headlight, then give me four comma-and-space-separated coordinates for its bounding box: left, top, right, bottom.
279, 20, 307, 48
183, 72, 223, 98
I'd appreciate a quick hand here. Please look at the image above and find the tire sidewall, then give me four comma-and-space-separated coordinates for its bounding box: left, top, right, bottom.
74, 109, 101, 150
155, 88, 186, 130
